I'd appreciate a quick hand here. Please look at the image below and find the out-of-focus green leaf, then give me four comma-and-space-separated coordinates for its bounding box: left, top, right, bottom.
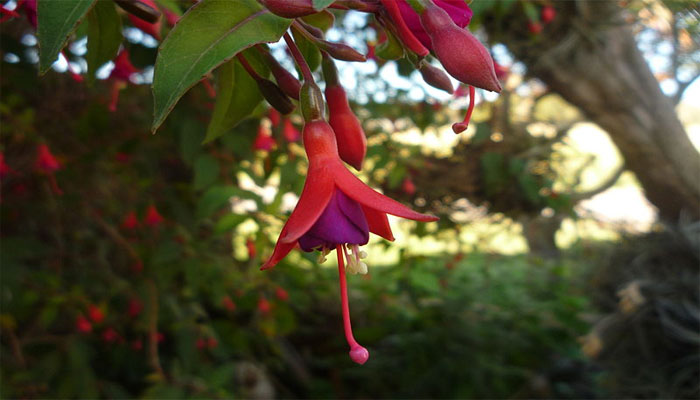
197, 185, 260, 218
86, 0, 122, 83
292, 26, 321, 73
204, 58, 263, 143
301, 10, 334, 31
37, 0, 97, 73
193, 154, 220, 190
152, 0, 291, 132
376, 28, 405, 60
312, 0, 335, 10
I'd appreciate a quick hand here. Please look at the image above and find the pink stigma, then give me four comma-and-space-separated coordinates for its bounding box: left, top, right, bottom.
336, 245, 370, 365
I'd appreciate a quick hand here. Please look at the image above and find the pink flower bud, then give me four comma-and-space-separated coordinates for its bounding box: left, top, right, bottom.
257, 297, 271, 314
207, 337, 218, 349
196, 337, 206, 350
222, 296, 236, 311
418, 62, 454, 94
528, 21, 543, 35
260, 0, 315, 18
419, 5, 501, 93
402, 178, 416, 195
325, 85, 367, 171
102, 327, 119, 343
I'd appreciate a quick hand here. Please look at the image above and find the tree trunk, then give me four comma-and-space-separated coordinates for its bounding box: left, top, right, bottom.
485, 1, 700, 221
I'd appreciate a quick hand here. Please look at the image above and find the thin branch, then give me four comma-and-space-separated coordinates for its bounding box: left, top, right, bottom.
672, 72, 700, 105
570, 163, 626, 202
283, 32, 314, 83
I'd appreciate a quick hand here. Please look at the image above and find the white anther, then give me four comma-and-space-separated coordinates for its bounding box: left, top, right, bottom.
358, 261, 368, 275
359, 250, 368, 259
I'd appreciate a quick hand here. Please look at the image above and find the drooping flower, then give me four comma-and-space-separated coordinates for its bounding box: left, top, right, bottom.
397, 0, 472, 50
108, 49, 139, 112
221, 295, 236, 311
262, 120, 438, 365
541, 5, 556, 24
75, 315, 92, 334
128, 0, 162, 40
35, 143, 63, 195
418, 2, 501, 92
275, 287, 289, 301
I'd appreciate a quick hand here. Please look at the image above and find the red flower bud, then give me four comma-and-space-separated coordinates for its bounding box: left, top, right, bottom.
419, 5, 501, 93
196, 337, 207, 350
260, 0, 316, 18
402, 178, 416, 195
418, 62, 454, 94
325, 85, 367, 171
144, 205, 164, 227
121, 211, 140, 230
76, 315, 92, 334
541, 6, 556, 24
88, 304, 105, 324
261, 50, 301, 100
275, 287, 289, 301
207, 337, 218, 349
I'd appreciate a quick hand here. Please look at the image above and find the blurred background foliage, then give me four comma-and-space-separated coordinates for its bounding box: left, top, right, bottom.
1, 0, 699, 398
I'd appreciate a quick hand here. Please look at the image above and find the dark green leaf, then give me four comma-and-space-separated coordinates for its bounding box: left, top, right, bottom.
193, 154, 220, 190
204, 58, 263, 143
37, 0, 97, 74
312, 0, 335, 10
86, 0, 122, 83
152, 0, 291, 132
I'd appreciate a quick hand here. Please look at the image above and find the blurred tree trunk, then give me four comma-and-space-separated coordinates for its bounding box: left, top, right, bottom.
485, 1, 700, 221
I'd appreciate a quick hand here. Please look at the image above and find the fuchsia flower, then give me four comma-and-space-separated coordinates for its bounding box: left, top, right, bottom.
128, 0, 162, 40
275, 287, 289, 301
262, 120, 437, 365
88, 304, 105, 324
35, 144, 63, 195
128, 298, 143, 317
221, 295, 236, 311
75, 315, 92, 334
108, 49, 139, 112
144, 205, 164, 226
397, 0, 472, 50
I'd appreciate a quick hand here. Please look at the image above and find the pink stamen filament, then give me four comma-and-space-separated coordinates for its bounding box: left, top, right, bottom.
452, 85, 475, 134
336, 245, 369, 365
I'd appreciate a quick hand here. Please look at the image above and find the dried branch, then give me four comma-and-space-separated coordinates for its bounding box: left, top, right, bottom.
570, 163, 626, 202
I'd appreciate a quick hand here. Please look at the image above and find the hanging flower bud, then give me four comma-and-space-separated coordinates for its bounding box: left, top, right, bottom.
260, 0, 316, 18
144, 205, 164, 226
528, 20, 543, 35
418, 61, 454, 94
275, 287, 289, 302
319, 41, 367, 62
257, 78, 296, 115
102, 327, 120, 343
323, 56, 367, 171
36, 144, 60, 172
260, 48, 301, 100
397, 0, 472, 50
402, 177, 416, 195
419, 4, 501, 93
257, 297, 271, 314
221, 295, 236, 311
379, 0, 429, 57
283, 118, 301, 142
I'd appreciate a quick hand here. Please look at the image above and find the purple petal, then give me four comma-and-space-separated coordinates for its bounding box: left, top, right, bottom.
298, 189, 369, 252
397, 0, 473, 49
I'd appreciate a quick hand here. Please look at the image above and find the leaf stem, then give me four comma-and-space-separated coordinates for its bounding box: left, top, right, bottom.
236, 53, 262, 81
283, 32, 314, 84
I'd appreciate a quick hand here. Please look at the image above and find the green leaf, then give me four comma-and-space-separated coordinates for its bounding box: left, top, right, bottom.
151, 0, 291, 132
37, 0, 97, 74
193, 154, 220, 190
204, 58, 263, 143
292, 26, 321, 73
312, 0, 336, 10
197, 185, 260, 218
86, 0, 122, 83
